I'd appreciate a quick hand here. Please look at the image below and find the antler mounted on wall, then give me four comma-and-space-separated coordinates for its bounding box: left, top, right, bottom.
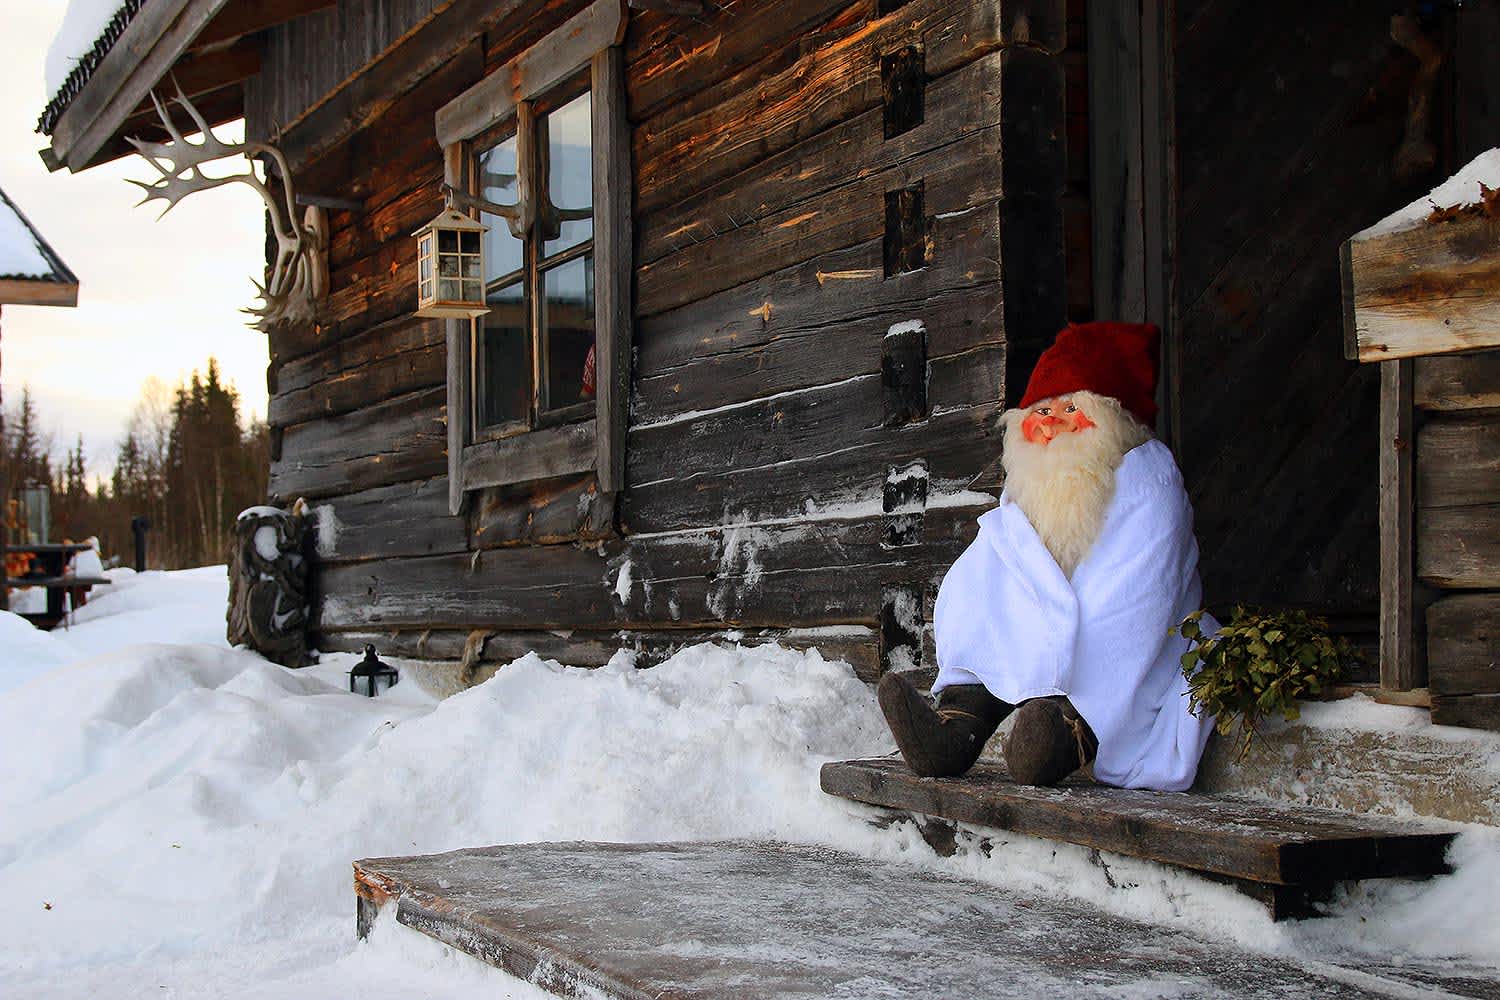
128, 85, 328, 332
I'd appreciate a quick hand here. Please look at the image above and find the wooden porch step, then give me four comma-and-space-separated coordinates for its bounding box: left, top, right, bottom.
821, 757, 1456, 917
353, 840, 1482, 999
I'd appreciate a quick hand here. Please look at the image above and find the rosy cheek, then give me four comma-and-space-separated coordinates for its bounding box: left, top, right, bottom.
1069, 411, 1096, 432
1021, 412, 1050, 444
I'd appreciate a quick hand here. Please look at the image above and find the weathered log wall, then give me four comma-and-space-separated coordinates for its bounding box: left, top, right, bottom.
249, 0, 1070, 681
1416, 352, 1500, 730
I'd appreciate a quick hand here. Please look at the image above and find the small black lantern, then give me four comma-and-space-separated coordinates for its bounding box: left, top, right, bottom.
349, 644, 399, 697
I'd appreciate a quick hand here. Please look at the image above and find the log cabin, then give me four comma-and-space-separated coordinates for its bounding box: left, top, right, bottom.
35, 0, 1500, 729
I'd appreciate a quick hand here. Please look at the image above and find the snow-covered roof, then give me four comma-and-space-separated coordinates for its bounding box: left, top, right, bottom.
37, 1, 147, 137
0, 186, 79, 298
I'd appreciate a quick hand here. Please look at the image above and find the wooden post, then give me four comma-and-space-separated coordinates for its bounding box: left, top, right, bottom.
1379, 358, 1422, 690
444, 143, 470, 516
593, 43, 633, 495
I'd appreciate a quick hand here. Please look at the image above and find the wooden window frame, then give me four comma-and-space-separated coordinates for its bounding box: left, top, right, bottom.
436, 0, 632, 515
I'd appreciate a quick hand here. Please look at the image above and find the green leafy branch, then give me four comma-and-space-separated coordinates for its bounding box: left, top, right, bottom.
1173, 607, 1359, 761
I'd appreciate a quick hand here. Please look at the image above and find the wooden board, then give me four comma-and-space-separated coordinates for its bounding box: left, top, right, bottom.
1343, 213, 1500, 362
305, 477, 467, 563
352, 840, 1440, 996
1431, 693, 1500, 733
1416, 414, 1500, 509
820, 758, 1455, 886
269, 386, 446, 502
269, 315, 445, 428
468, 473, 615, 548
1417, 503, 1500, 589
1414, 351, 1500, 411
1426, 593, 1500, 697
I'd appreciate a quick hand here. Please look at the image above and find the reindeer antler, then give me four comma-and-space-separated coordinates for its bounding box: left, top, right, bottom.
128, 84, 326, 332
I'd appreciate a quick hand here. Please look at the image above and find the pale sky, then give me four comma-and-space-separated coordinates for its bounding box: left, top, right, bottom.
1, 2, 269, 482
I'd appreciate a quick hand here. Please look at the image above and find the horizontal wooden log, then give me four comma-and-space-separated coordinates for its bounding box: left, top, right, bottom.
315, 505, 982, 632
270, 316, 445, 428
1416, 415, 1500, 508
634, 0, 1049, 215
624, 0, 862, 123
1426, 593, 1500, 697
270, 386, 447, 502
1342, 213, 1500, 362
1414, 350, 1500, 411
637, 200, 1002, 377
1431, 694, 1500, 732
637, 120, 1004, 316
638, 50, 1005, 267
463, 420, 598, 490
470, 473, 615, 548
307, 477, 468, 563
317, 623, 882, 681
633, 283, 1002, 424
327, 172, 442, 277
628, 344, 1001, 485
1417, 504, 1500, 588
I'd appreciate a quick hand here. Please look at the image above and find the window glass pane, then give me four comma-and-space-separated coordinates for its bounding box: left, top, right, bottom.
478, 135, 523, 279
541, 90, 593, 259
541, 254, 595, 410
477, 281, 529, 428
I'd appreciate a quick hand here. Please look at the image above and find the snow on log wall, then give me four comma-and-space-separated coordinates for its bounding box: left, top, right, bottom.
252, 0, 1070, 680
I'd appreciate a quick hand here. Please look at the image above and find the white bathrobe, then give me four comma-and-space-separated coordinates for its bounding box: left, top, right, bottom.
933, 438, 1216, 792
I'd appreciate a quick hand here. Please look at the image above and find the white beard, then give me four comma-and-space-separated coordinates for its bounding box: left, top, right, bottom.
1000, 391, 1152, 578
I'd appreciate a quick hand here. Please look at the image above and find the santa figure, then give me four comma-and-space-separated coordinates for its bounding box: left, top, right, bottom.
878, 321, 1217, 792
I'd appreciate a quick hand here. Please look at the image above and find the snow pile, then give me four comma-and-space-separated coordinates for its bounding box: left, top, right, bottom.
0, 611, 77, 694
0, 193, 52, 279
44, 0, 128, 98
1, 567, 1498, 996
1360, 147, 1500, 238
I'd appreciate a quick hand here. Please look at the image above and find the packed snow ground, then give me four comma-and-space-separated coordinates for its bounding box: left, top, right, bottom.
2, 568, 1498, 997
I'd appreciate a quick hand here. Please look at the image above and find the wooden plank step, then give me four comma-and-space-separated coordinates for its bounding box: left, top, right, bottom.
352, 840, 1463, 999
821, 757, 1456, 889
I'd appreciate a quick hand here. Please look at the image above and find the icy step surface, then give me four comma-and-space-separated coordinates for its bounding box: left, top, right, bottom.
822, 757, 1456, 891
355, 840, 1479, 1000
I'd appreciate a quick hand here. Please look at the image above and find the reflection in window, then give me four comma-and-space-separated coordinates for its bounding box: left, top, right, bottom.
478, 281, 528, 428
541, 91, 593, 258
543, 254, 595, 408
478, 134, 523, 280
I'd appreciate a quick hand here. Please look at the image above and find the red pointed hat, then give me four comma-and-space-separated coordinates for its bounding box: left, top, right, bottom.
1018, 321, 1160, 426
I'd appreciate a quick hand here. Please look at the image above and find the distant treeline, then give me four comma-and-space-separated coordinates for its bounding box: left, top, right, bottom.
1, 359, 269, 570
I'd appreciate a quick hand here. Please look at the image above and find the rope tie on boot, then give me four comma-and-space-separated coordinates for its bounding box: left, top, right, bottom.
1064, 712, 1094, 767
936, 707, 984, 724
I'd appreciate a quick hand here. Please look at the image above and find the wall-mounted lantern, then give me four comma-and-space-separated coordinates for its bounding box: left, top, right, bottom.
413, 203, 489, 319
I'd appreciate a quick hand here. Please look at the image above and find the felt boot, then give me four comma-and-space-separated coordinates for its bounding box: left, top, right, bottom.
877, 672, 1010, 778
1004, 696, 1098, 787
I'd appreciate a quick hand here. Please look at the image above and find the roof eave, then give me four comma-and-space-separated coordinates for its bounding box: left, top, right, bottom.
0, 278, 80, 308
43, 0, 233, 174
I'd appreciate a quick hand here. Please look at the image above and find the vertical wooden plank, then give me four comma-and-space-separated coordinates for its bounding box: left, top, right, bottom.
1139, 0, 1176, 448
1380, 358, 1421, 690
1086, 0, 1146, 325
593, 44, 633, 495
444, 142, 470, 516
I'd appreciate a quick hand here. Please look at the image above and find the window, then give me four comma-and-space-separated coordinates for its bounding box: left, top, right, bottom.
473, 85, 596, 436
434, 0, 631, 515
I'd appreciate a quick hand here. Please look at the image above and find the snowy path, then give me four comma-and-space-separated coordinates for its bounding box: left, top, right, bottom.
1, 567, 1498, 997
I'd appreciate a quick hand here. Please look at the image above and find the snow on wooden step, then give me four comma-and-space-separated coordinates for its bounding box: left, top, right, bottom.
354, 840, 1429, 999
821, 757, 1457, 886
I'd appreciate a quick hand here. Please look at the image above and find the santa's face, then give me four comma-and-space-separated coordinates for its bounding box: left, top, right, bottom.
1020, 395, 1096, 445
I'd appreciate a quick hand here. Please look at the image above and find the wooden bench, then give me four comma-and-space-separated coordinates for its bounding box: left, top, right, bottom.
820, 756, 1457, 919
3, 543, 110, 630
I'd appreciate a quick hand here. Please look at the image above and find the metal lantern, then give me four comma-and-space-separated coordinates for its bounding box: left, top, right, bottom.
349, 644, 400, 697
413, 206, 488, 319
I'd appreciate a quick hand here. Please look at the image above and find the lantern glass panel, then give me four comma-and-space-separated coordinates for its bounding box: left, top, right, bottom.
478, 280, 528, 428
438, 229, 458, 253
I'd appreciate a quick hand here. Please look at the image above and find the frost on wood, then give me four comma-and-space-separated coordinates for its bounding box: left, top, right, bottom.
227, 505, 310, 667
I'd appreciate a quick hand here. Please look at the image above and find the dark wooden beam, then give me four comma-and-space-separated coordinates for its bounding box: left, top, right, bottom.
190, 0, 338, 51
0, 280, 79, 308
626, 0, 703, 15
132, 35, 261, 115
